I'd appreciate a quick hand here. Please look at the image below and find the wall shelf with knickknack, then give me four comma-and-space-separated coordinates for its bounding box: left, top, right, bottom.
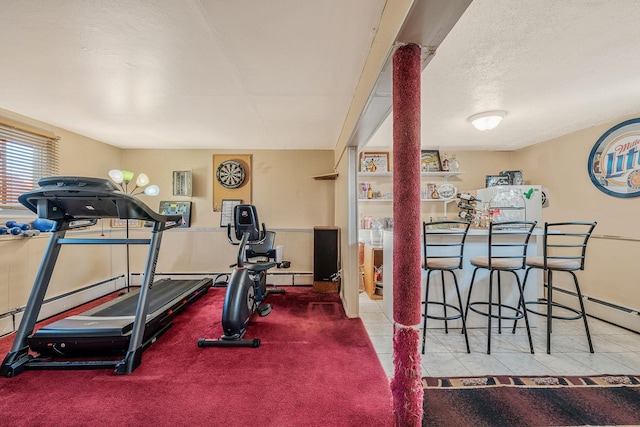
358, 171, 464, 216
357, 169, 465, 286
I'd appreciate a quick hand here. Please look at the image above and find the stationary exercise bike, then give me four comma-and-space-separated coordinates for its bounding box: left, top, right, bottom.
198, 204, 283, 348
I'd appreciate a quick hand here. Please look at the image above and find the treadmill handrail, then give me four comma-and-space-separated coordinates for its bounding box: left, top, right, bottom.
58, 238, 152, 245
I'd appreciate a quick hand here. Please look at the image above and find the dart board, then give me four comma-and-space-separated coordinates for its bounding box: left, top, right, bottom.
216, 159, 246, 189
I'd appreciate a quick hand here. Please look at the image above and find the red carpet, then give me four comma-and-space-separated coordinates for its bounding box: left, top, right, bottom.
0, 287, 393, 426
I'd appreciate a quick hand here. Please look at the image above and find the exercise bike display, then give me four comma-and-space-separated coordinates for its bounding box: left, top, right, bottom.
198, 204, 283, 348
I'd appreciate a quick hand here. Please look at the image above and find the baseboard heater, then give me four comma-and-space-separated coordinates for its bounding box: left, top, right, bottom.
0, 275, 126, 338
133, 271, 314, 287
549, 285, 640, 334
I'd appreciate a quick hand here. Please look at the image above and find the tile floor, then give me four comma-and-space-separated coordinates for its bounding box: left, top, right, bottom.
359, 292, 640, 378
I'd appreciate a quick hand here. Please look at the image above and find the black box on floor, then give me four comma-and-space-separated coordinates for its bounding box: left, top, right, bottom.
313, 226, 340, 293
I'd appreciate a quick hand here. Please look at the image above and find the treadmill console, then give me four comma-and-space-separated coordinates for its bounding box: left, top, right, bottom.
17, 176, 183, 226
37, 176, 119, 193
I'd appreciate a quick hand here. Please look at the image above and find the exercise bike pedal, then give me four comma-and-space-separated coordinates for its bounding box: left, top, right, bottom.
257, 304, 272, 317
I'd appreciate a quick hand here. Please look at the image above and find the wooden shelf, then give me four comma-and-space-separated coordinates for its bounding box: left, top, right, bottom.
358, 171, 463, 178
359, 198, 456, 203
358, 171, 392, 177
421, 171, 463, 178
312, 172, 339, 180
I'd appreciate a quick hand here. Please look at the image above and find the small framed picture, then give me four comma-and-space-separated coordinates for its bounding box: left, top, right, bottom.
220, 199, 242, 227
486, 175, 511, 187
110, 219, 143, 228
359, 152, 389, 173
159, 201, 192, 228
500, 170, 524, 185
172, 170, 192, 196
420, 150, 442, 172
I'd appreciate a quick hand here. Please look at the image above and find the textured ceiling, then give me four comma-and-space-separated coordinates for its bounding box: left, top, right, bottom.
1, 1, 640, 152
369, 0, 640, 150
0, 0, 386, 149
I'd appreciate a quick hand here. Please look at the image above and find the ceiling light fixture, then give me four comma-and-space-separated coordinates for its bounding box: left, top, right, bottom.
468, 110, 506, 131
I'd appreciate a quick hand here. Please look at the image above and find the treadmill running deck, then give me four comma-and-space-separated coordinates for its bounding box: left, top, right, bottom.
28, 278, 212, 355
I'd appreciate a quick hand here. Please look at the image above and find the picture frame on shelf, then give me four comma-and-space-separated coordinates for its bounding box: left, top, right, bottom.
420, 150, 442, 172
359, 151, 389, 173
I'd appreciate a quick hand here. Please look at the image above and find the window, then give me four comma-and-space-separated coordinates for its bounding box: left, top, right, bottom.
0, 122, 59, 209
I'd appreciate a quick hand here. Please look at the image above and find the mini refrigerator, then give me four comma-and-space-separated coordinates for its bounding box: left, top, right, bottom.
476, 185, 543, 226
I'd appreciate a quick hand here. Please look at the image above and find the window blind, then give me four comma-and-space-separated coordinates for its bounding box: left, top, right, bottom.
0, 123, 59, 208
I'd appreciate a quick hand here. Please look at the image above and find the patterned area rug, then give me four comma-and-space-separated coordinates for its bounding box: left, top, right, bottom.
423, 374, 640, 388
422, 376, 640, 427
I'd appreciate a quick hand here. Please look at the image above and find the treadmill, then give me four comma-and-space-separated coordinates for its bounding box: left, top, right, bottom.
1, 176, 212, 377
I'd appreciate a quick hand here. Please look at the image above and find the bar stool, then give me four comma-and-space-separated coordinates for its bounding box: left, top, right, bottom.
421, 220, 471, 354
464, 220, 536, 354
514, 221, 597, 354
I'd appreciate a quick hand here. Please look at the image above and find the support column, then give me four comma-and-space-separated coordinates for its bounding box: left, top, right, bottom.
390, 43, 423, 426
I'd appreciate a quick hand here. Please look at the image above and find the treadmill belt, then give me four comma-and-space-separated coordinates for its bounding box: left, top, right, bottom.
90, 278, 208, 317
27, 277, 212, 355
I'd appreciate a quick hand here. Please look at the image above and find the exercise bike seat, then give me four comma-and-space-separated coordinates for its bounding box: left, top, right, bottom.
245, 262, 276, 272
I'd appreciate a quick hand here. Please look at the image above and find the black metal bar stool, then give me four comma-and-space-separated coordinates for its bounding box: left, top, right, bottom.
421, 220, 471, 354
513, 221, 597, 354
464, 220, 536, 354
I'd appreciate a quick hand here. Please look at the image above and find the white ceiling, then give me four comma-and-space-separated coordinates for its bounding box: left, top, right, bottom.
0, 0, 386, 149
368, 0, 640, 151
2, 0, 640, 152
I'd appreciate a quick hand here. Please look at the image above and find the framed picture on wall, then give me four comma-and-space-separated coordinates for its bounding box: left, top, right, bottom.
172, 170, 192, 196
420, 150, 442, 172
359, 152, 389, 172
220, 199, 242, 227
159, 201, 192, 228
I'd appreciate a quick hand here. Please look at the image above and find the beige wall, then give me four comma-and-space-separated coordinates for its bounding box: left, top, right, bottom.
0, 107, 123, 175
514, 115, 638, 238
3, 104, 639, 324
120, 148, 334, 274
0, 109, 334, 321
513, 114, 640, 311
0, 108, 122, 317
441, 151, 514, 196
121, 148, 334, 229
